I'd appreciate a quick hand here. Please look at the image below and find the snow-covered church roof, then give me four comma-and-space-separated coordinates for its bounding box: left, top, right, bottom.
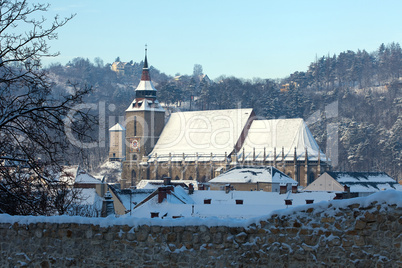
239, 119, 327, 162
209, 166, 298, 185
149, 108, 254, 162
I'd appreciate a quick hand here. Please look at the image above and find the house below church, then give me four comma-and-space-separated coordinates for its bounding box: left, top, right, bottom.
303, 171, 401, 197
126, 184, 336, 219
208, 166, 298, 193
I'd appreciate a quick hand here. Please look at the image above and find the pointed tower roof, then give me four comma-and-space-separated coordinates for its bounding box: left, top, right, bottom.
126, 47, 164, 112
109, 123, 126, 131
140, 47, 150, 81
135, 46, 157, 92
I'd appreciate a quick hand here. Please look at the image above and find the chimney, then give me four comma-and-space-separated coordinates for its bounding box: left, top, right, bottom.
344, 185, 350, 192
101, 191, 115, 217
292, 185, 297, 193
188, 183, 194, 194
163, 176, 171, 186
225, 184, 231, 194
158, 186, 173, 203
158, 187, 167, 203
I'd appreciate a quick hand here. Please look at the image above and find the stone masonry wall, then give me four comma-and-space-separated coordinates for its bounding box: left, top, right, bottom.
0, 201, 401, 267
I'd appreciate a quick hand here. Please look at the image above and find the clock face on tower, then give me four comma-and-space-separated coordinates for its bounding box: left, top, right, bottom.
130, 139, 140, 152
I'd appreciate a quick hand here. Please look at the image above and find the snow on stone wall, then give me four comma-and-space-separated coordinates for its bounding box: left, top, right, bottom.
0, 190, 401, 267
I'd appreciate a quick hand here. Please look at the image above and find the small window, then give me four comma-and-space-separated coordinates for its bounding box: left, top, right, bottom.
204, 199, 211, 204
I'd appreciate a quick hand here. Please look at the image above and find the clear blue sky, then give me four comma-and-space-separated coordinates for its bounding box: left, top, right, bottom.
42, 0, 402, 80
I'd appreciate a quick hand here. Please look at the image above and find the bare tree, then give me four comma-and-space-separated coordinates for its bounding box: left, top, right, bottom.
0, 1, 95, 215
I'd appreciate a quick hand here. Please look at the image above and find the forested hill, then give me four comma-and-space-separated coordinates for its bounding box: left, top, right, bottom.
47, 43, 402, 181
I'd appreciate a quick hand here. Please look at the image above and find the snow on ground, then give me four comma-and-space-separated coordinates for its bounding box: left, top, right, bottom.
1, 190, 400, 228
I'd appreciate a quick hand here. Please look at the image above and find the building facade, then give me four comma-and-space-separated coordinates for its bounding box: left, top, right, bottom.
108, 123, 126, 161
118, 53, 330, 189
121, 51, 165, 188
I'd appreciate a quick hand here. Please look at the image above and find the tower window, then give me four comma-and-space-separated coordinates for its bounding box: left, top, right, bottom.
134, 116, 137, 136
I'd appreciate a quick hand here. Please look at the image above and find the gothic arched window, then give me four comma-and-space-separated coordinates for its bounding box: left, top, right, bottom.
308, 173, 315, 185
130, 170, 137, 186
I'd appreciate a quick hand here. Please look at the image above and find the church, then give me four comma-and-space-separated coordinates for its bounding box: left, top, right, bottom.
111, 51, 330, 189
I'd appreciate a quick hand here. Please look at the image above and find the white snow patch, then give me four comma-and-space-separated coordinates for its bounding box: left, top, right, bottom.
0, 190, 400, 228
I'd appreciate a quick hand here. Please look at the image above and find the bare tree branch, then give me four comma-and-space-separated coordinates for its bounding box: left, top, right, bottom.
0, 1, 93, 215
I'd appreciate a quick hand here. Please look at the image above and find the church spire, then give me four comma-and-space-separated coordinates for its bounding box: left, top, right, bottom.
144, 44, 148, 68
141, 45, 150, 81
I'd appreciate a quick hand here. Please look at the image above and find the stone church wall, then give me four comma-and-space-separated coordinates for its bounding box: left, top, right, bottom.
1, 201, 400, 267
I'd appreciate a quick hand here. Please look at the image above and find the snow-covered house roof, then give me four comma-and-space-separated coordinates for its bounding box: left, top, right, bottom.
75, 189, 103, 207
328, 172, 400, 192
58, 166, 102, 185
304, 171, 401, 193
75, 169, 102, 184
239, 119, 327, 162
69, 188, 103, 217
109, 123, 125, 131
209, 166, 297, 186
136, 180, 199, 190
130, 185, 336, 219
148, 108, 254, 162
109, 187, 156, 215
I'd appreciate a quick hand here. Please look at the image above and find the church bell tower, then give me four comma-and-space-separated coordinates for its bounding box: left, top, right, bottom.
121, 48, 165, 188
